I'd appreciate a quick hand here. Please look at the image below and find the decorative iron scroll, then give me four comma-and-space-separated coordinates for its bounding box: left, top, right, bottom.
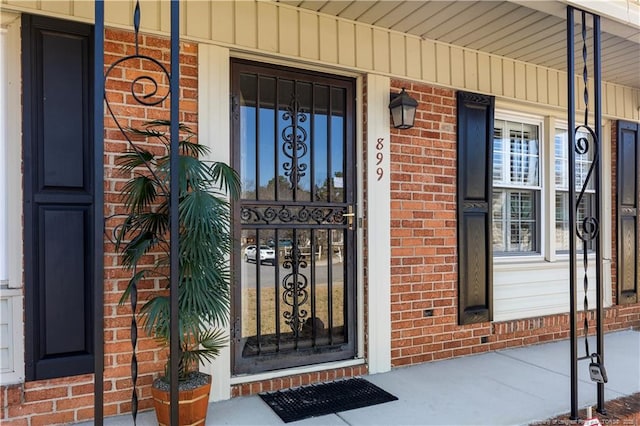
241, 205, 347, 225
282, 247, 309, 335
102, 1, 172, 422
576, 13, 600, 361
281, 95, 308, 189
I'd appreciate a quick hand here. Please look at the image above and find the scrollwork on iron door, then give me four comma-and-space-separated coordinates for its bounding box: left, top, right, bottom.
282, 246, 309, 335
240, 205, 348, 225
281, 95, 308, 190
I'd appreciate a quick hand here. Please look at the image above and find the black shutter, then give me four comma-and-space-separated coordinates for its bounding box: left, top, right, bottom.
22, 15, 95, 380
616, 121, 639, 304
456, 91, 494, 325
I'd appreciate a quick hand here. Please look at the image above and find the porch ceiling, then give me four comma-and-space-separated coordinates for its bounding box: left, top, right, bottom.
277, 0, 640, 89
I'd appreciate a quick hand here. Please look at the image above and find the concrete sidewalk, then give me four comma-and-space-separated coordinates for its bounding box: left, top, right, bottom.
92, 329, 639, 426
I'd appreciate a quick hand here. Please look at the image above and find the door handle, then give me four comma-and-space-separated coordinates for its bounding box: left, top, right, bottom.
343, 205, 355, 230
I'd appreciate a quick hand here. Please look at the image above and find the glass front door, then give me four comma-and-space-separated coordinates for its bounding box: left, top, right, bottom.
231, 60, 357, 374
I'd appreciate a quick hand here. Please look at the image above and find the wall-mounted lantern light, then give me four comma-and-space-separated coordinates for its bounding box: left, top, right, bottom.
389, 88, 418, 129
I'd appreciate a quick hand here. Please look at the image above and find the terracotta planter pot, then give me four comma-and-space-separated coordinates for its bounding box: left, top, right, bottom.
151, 375, 212, 426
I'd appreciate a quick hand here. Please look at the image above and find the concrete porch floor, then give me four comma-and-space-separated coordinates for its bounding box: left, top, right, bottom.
90, 329, 639, 426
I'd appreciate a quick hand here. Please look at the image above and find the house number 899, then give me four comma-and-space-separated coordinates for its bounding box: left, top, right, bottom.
376, 138, 384, 181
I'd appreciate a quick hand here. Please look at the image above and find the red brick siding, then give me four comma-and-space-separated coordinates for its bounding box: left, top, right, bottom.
0, 28, 198, 425
388, 79, 640, 368
230, 365, 369, 397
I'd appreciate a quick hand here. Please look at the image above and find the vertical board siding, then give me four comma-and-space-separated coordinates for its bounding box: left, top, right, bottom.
435, 43, 450, 86
514, 62, 526, 100
258, 1, 278, 53
526, 64, 537, 102
478, 53, 491, 94
355, 25, 372, 70
537, 68, 548, 104
548, 70, 559, 106
503, 60, 515, 98
490, 56, 502, 95
372, 28, 389, 73
389, 33, 405, 76
212, 0, 234, 44
319, 15, 338, 63
405, 37, 421, 79
338, 21, 355, 67
464, 50, 478, 91
299, 10, 319, 60
450, 46, 464, 88
1, 0, 638, 117
235, 0, 256, 48
40, 1, 71, 16
421, 39, 436, 82
185, 0, 209, 40
279, 7, 299, 57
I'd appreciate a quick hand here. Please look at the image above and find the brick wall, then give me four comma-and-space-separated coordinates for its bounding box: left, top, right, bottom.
0, 28, 198, 426
387, 79, 640, 369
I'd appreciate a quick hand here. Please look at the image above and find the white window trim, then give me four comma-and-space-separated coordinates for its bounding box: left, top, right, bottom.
492, 109, 612, 322
0, 11, 25, 386
494, 110, 546, 261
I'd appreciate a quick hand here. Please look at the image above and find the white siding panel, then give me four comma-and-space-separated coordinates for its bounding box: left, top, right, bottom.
615, 85, 625, 117
258, 2, 278, 53
604, 83, 616, 117
537, 68, 548, 104
514, 62, 526, 100
355, 25, 373, 70
405, 36, 421, 79
73, 1, 93, 20
435, 43, 450, 86
421, 39, 436, 83
185, 1, 210, 40
478, 52, 491, 93
494, 261, 599, 322
0, 298, 10, 372
623, 86, 635, 119
338, 21, 355, 67
389, 33, 405, 76
548, 70, 559, 106
559, 72, 568, 108
490, 56, 502, 95
105, 0, 132, 27
235, 1, 257, 48
464, 50, 478, 91
41, 1, 71, 16
211, 0, 234, 44
372, 28, 389, 74
158, 0, 170, 34
450, 46, 464, 88
279, 7, 299, 57
319, 15, 338, 64
299, 11, 319, 60
503, 60, 515, 98
526, 64, 537, 102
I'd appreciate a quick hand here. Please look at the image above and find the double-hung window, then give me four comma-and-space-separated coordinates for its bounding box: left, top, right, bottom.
554, 127, 595, 253
492, 118, 541, 254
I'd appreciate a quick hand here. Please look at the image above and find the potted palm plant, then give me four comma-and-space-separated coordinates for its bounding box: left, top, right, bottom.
115, 119, 239, 425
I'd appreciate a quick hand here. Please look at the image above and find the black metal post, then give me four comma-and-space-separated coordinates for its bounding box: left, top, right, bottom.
169, 0, 180, 424
94, 1, 105, 424
593, 13, 606, 415
567, 5, 579, 420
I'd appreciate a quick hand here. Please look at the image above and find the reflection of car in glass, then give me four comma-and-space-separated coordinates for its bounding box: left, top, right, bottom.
244, 245, 275, 265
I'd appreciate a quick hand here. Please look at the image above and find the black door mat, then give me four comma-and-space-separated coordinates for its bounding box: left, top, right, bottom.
259, 377, 398, 423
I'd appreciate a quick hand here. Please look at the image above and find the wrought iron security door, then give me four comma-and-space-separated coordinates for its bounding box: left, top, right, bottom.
231, 60, 356, 374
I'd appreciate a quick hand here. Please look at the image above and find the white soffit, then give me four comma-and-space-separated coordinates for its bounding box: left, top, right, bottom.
277, 0, 640, 89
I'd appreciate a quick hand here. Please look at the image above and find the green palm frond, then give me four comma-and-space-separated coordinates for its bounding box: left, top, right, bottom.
115, 119, 240, 379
